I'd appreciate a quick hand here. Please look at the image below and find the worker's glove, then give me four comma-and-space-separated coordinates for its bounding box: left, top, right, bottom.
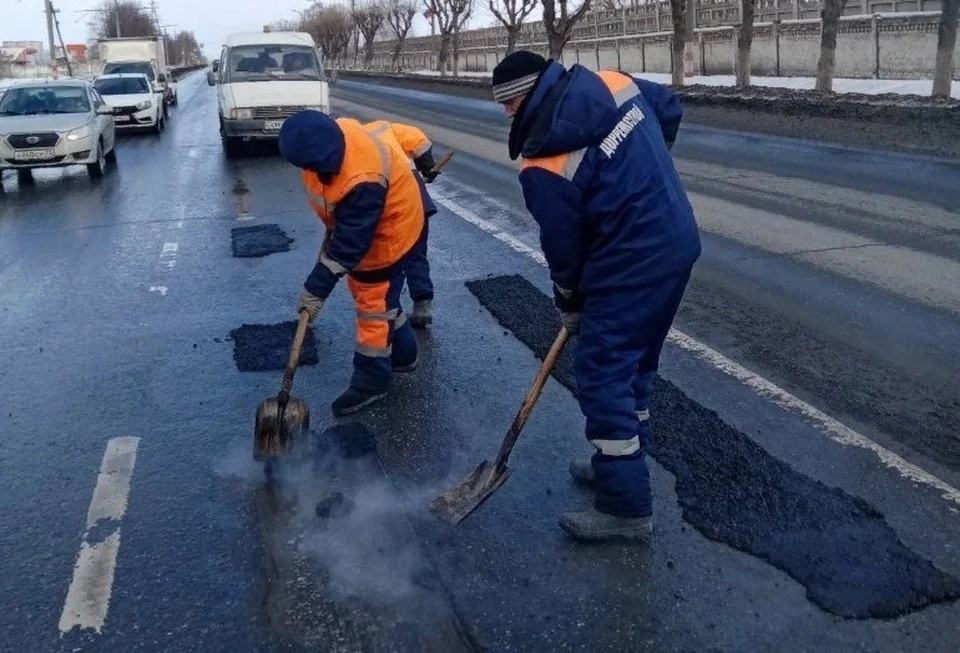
559, 310, 581, 336
414, 152, 439, 183
297, 289, 325, 323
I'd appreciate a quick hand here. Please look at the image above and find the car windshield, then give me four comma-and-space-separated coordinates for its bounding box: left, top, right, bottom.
0, 85, 91, 116
225, 44, 321, 82
103, 62, 155, 81
95, 77, 150, 95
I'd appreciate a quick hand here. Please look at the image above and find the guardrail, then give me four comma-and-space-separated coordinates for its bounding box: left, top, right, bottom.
169, 64, 206, 80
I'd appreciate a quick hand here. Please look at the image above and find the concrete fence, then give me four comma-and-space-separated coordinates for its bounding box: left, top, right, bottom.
362, 3, 958, 81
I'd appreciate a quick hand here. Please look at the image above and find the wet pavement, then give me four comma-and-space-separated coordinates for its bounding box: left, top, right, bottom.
1, 71, 959, 652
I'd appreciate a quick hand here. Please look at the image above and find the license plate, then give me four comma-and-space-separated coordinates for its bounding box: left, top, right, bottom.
14, 149, 55, 161
264, 119, 285, 131
114, 115, 131, 122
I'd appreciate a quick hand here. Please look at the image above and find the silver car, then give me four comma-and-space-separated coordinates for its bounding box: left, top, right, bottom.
0, 78, 118, 182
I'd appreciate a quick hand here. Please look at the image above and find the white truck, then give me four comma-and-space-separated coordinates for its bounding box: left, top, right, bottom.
97, 36, 178, 108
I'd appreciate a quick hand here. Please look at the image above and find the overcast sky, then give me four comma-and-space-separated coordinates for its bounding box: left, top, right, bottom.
1, 0, 502, 59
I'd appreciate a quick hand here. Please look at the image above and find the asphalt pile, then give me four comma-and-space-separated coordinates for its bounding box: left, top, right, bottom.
466, 273, 960, 619
229, 321, 320, 372
230, 224, 294, 258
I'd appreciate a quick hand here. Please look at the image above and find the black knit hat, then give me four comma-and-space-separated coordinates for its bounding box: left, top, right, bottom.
492, 50, 547, 103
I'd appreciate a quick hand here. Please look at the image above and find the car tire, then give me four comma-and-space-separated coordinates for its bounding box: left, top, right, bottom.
153, 113, 165, 135
87, 141, 106, 179
223, 137, 242, 159
105, 143, 117, 165
17, 169, 34, 185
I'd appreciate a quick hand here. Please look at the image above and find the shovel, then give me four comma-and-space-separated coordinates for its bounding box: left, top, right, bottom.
253, 309, 312, 462
430, 326, 571, 524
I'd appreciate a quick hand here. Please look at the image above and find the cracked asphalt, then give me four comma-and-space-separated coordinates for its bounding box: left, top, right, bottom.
1, 71, 959, 652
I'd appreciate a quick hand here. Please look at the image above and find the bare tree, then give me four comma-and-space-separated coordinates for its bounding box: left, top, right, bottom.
423, 0, 472, 76
932, 0, 958, 98
489, 0, 539, 55
386, 0, 417, 71
302, 4, 354, 65
166, 30, 201, 66
814, 0, 845, 92
353, 1, 387, 66
735, 0, 756, 87
669, 0, 685, 85
598, 0, 628, 8
451, 0, 474, 75
94, 0, 157, 38
541, 0, 592, 59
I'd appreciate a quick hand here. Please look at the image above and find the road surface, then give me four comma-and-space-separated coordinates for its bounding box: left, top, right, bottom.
1, 71, 958, 652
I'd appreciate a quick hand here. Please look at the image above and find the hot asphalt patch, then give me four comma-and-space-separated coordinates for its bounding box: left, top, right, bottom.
466, 273, 960, 619
229, 321, 319, 372
230, 224, 294, 258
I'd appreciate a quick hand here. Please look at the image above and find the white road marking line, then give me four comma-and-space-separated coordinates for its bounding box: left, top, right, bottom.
59, 437, 140, 635
435, 194, 960, 508
237, 214, 255, 222
148, 285, 168, 297
161, 242, 178, 256
177, 220, 184, 229
187, 147, 198, 159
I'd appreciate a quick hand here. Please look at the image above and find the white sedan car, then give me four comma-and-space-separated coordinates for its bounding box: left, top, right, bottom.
0, 78, 117, 182
93, 73, 165, 134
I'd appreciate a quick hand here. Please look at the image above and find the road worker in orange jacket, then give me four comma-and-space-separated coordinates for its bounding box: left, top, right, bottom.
362, 120, 441, 328
277, 110, 426, 417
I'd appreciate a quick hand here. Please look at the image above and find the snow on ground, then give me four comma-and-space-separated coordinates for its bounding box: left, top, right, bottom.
407, 69, 958, 99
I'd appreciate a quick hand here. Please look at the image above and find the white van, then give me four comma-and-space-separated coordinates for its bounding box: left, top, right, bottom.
214, 31, 330, 157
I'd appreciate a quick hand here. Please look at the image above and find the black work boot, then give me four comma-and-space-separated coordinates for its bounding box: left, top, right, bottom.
409, 299, 433, 328
569, 457, 595, 485
392, 354, 418, 373
331, 387, 387, 417
559, 507, 653, 542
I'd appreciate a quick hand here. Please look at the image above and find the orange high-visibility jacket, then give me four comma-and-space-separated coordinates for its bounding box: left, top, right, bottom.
362, 120, 432, 168
301, 118, 424, 297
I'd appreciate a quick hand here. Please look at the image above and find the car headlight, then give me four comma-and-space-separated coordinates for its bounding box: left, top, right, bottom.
230, 108, 253, 120
136, 100, 153, 110
66, 125, 92, 141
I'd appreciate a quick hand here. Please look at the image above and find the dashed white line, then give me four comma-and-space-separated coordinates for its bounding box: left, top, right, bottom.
435, 191, 960, 508
148, 285, 168, 297
59, 437, 140, 635
160, 242, 178, 269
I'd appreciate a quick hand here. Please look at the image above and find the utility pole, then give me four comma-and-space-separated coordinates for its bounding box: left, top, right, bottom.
50, 1, 73, 77
45, 0, 57, 64
115, 0, 122, 37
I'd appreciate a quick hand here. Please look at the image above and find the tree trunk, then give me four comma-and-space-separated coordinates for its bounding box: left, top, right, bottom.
392, 40, 403, 72
815, 0, 844, 92
506, 27, 519, 54
453, 26, 461, 77
736, 0, 756, 87
932, 0, 958, 98
438, 34, 451, 76
548, 32, 566, 59
670, 0, 686, 85
364, 40, 375, 66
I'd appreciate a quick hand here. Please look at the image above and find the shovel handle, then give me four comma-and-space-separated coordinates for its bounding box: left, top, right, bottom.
493, 326, 570, 468
428, 150, 454, 175
278, 309, 311, 405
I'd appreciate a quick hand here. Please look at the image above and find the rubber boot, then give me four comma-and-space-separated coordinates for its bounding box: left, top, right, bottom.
331, 386, 387, 417
409, 299, 433, 328
559, 507, 653, 542
569, 457, 595, 485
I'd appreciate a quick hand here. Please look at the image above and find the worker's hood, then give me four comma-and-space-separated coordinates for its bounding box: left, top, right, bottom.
277, 110, 344, 175
509, 62, 620, 161
225, 81, 326, 109
0, 112, 91, 135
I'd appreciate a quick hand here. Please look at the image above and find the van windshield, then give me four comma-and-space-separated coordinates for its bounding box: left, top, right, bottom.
225, 44, 321, 82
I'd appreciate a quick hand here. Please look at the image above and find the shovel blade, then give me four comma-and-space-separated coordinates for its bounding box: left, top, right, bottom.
253, 396, 310, 462
429, 460, 512, 524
